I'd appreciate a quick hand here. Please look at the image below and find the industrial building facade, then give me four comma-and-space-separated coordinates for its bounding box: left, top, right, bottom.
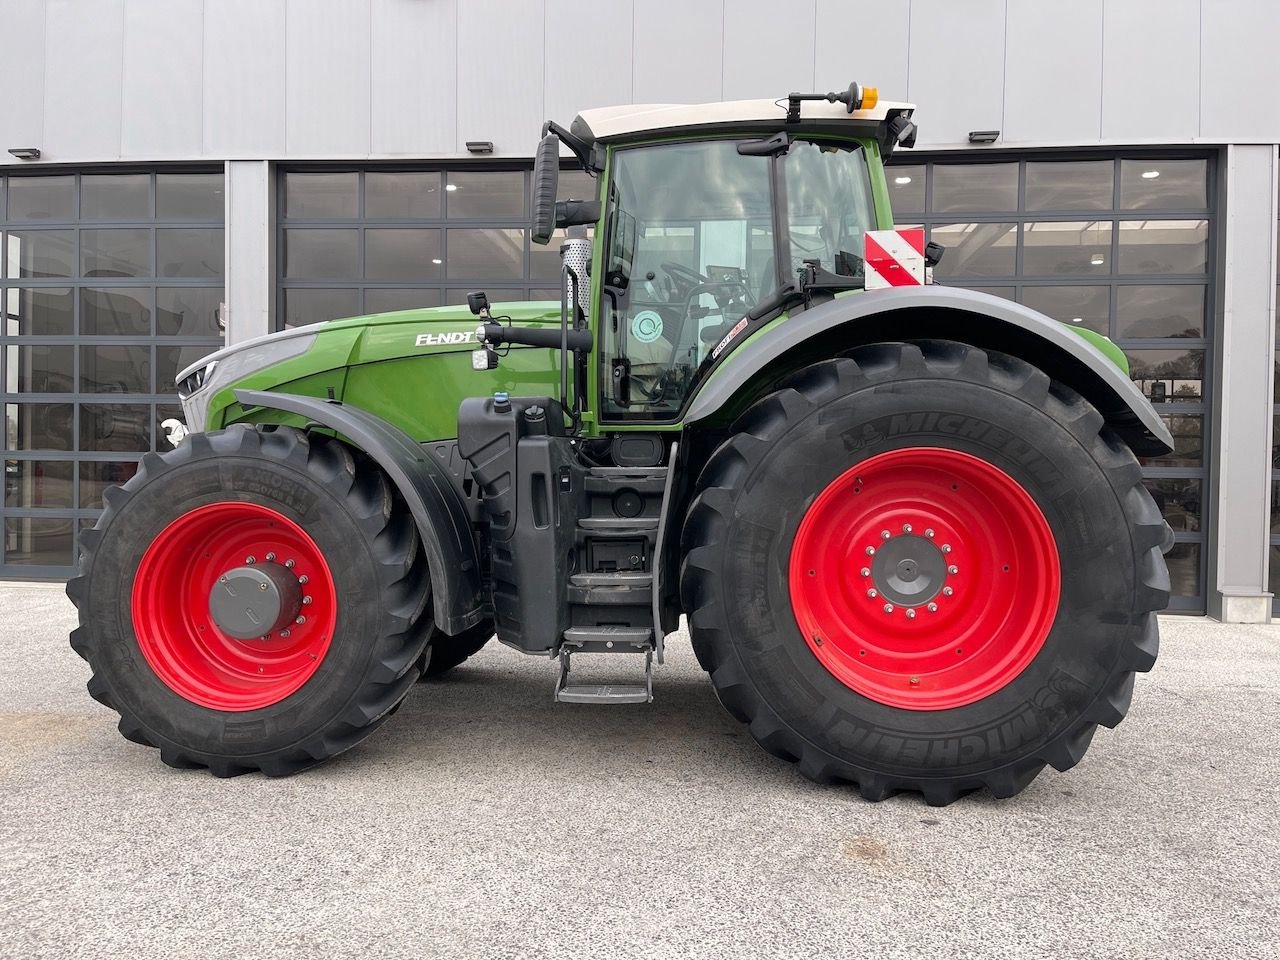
1, 0, 1277, 621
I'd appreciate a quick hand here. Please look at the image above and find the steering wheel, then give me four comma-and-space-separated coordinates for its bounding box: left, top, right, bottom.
660, 261, 709, 290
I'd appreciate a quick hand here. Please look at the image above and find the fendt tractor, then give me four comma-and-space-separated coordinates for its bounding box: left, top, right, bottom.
68, 84, 1173, 804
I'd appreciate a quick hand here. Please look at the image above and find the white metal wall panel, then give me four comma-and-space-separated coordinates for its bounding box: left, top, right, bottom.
814, 1, 910, 103
1003, 0, 1102, 144
42, 0, 125, 160
722, 0, 815, 100
545, 0, 634, 121
632, 0, 722, 104
1200, 0, 1280, 142
0, 0, 47, 159
203, 0, 286, 156
370, 0, 457, 155
224, 160, 275, 343
120, 0, 204, 158
1101, 0, 1200, 141
907, 0, 1005, 147
456, 0, 545, 155
285, 0, 372, 156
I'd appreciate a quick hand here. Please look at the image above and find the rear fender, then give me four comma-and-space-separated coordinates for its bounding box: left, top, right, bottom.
235, 389, 485, 635
684, 286, 1174, 456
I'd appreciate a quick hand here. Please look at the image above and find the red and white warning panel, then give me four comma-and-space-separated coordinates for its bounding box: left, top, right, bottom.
864, 228, 926, 288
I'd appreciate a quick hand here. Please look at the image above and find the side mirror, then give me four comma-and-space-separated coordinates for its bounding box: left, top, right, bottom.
530, 132, 560, 245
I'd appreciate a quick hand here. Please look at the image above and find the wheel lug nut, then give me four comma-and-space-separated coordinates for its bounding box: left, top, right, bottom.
298, 575, 309, 585
925, 528, 935, 538
302, 596, 313, 606
927, 602, 938, 612
266, 552, 276, 562
245, 555, 256, 564
860, 567, 871, 577
865, 546, 875, 556
943, 586, 954, 597
948, 565, 959, 575
880, 530, 891, 540
867, 588, 878, 598
902, 523, 912, 534
882, 603, 894, 614
905, 608, 916, 619
941, 544, 952, 554
285, 559, 295, 569
296, 616, 306, 625
280, 629, 291, 638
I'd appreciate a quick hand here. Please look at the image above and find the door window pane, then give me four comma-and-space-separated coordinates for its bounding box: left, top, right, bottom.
1120, 160, 1207, 210
1150, 415, 1202, 467
363, 288, 441, 313
932, 163, 1017, 213
285, 229, 359, 278
7, 176, 74, 221
81, 228, 151, 278
1165, 542, 1200, 597
5, 403, 75, 450
3, 517, 74, 566
1127, 348, 1204, 402
1022, 221, 1112, 275
156, 287, 223, 337
446, 172, 525, 218
1144, 478, 1201, 532
4, 460, 74, 508
930, 223, 1016, 278
1021, 286, 1110, 335
6, 230, 75, 278
558, 170, 598, 203
447, 228, 525, 279
79, 461, 141, 509
8, 345, 74, 393
81, 174, 150, 219
1115, 285, 1205, 339
283, 288, 359, 328
4, 287, 73, 335
81, 345, 151, 394
80, 403, 152, 451
81, 287, 151, 336
156, 173, 223, 220
1026, 160, 1113, 211
365, 172, 442, 219
1117, 220, 1208, 274
364, 229, 442, 280
158, 228, 224, 277
285, 172, 358, 219
887, 165, 925, 215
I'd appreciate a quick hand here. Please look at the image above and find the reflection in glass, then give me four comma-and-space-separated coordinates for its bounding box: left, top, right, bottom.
79, 461, 141, 509
1149, 415, 1202, 467
285, 172, 358, 219
284, 288, 358, 328
1021, 286, 1109, 335
557, 170, 598, 203
81, 345, 151, 394
1127, 349, 1204, 402
156, 173, 224, 220
4, 287, 73, 336
157, 288, 223, 338
7, 176, 74, 221
6, 230, 75, 278
5, 403, 75, 450
886, 164, 925, 214
1165, 542, 1200, 598
932, 163, 1017, 213
158, 228, 224, 278
4, 460, 74, 508
363, 288, 441, 313
365, 173, 442, 219
1115, 285, 1205, 339
1117, 220, 1208, 274
81, 288, 151, 336
1143, 478, 1201, 532
446, 172, 525, 218
81, 174, 149, 219
1120, 159, 1207, 210
364, 229, 442, 280
3, 517, 74, 566
285, 230, 359, 279
931, 223, 1016, 278
1026, 160, 1113, 211
80, 403, 152, 452
81, 228, 151, 278
10, 345, 74, 393
447, 229, 526, 279
1022, 221, 1112, 275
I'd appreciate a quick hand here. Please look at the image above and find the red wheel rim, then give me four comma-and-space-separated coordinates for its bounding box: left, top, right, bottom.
788, 447, 1060, 710
131, 502, 338, 711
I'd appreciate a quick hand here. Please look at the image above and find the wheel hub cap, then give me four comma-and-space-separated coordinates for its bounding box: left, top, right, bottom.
871, 534, 946, 607
208, 563, 304, 640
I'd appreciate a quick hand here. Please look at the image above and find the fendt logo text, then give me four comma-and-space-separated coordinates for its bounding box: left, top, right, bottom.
415, 331, 475, 347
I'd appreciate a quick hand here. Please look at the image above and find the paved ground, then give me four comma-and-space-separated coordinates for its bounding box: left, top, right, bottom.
1, 582, 1277, 960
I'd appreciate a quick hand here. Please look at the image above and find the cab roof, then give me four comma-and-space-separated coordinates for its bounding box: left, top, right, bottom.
572, 95, 914, 145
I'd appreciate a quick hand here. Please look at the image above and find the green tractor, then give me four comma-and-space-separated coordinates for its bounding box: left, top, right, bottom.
68, 84, 1172, 804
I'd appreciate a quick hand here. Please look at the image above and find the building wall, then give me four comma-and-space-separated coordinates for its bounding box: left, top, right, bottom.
1, 0, 1278, 618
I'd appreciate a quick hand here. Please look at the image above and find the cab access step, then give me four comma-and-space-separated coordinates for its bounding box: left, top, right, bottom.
554, 627, 655, 704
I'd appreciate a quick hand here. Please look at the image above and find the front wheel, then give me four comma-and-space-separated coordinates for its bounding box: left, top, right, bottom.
680, 341, 1169, 804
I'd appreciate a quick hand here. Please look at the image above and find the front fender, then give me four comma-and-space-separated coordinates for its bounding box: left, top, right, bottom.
235, 389, 485, 635
685, 286, 1174, 456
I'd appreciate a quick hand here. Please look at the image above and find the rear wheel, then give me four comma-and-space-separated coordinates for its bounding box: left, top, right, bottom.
67, 425, 431, 776
680, 341, 1169, 804
418, 620, 495, 679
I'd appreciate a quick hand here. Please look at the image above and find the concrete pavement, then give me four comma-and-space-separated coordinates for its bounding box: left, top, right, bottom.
1, 582, 1277, 959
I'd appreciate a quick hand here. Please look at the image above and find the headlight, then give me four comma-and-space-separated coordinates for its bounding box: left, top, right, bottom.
177, 359, 218, 400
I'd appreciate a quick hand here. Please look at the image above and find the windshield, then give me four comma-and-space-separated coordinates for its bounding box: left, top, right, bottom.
783, 140, 876, 282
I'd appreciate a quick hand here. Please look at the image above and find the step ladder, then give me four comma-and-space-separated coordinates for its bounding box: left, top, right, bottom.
554, 626, 654, 704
